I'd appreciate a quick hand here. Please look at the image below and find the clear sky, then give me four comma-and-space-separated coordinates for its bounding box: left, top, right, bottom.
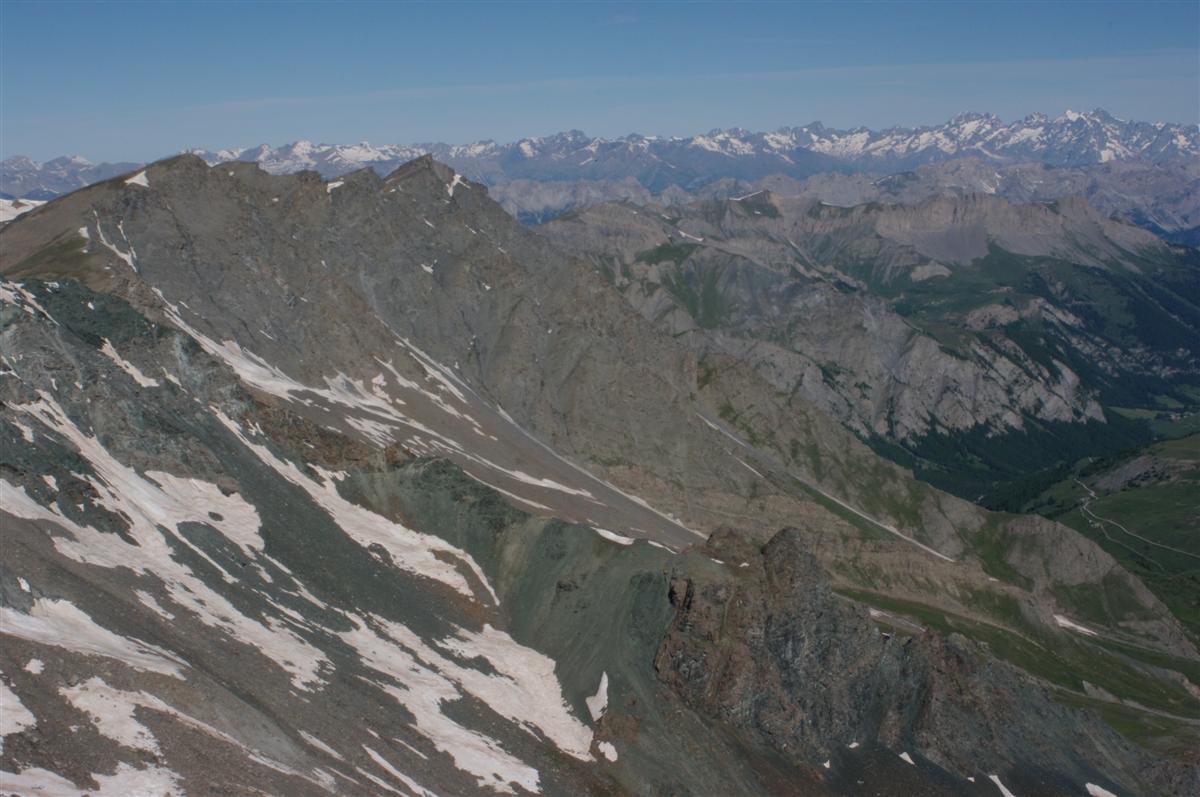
2, 0, 1197, 162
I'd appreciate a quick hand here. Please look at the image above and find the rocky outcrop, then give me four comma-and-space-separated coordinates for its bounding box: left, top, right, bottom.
656, 528, 1195, 795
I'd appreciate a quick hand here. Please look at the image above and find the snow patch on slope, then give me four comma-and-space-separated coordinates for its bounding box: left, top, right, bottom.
99, 338, 160, 387
0, 596, 185, 678
0, 676, 36, 748
586, 671, 609, 720
62, 677, 162, 753
340, 612, 593, 794
1054, 614, 1098, 637
5, 395, 328, 689
0, 198, 44, 222
0, 763, 182, 796
1086, 784, 1119, 797
989, 774, 1017, 797
215, 410, 499, 604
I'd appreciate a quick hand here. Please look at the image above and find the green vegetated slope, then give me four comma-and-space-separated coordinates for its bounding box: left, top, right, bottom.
1025, 432, 1200, 639
882, 243, 1200, 505
801, 231, 1200, 504
838, 586, 1200, 762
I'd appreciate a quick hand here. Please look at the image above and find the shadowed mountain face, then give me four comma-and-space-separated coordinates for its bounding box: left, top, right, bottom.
540, 191, 1200, 505
2, 155, 1198, 795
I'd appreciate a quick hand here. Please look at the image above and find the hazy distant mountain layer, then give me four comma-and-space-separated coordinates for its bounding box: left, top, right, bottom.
541, 191, 1200, 505
192, 109, 1200, 181
1, 156, 1197, 794
5, 109, 1197, 237
0, 155, 142, 200
654, 158, 1200, 246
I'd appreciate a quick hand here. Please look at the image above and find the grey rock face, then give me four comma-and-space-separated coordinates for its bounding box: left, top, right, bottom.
683, 158, 1200, 244
531, 189, 1137, 523
539, 191, 1200, 501
2, 155, 1196, 795
655, 528, 1185, 795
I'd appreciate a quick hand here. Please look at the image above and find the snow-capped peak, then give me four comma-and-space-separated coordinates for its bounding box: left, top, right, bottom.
6, 109, 1196, 202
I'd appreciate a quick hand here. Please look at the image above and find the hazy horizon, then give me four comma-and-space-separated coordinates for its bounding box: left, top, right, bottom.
6, 104, 1194, 166
2, 0, 1197, 162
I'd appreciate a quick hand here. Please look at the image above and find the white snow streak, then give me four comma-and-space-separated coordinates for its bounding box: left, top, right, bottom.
586, 671, 609, 720
1086, 784, 1119, 797
989, 774, 1017, 797
0, 597, 185, 678
0, 280, 58, 324
340, 612, 593, 794
215, 411, 498, 604
0, 763, 181, 796
0, 678, 36, 746
1053, 614, 1099, 637
448, 173, 470, 196
91, 212, 137, 271
593, 528, 634, 546
5, 395, 328, 689
300, 731, 345, 761
99, 338, 160, 387
363, 745, 436, 797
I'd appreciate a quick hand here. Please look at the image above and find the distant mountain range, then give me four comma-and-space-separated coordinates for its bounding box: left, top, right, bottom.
192, 109, 1200, 182
185, 111, 1200, 249
0, 154, 142, 200
4, 109, 1196, 193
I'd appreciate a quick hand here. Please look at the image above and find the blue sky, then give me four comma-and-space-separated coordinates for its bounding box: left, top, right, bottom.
2, 1, 1197, 162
